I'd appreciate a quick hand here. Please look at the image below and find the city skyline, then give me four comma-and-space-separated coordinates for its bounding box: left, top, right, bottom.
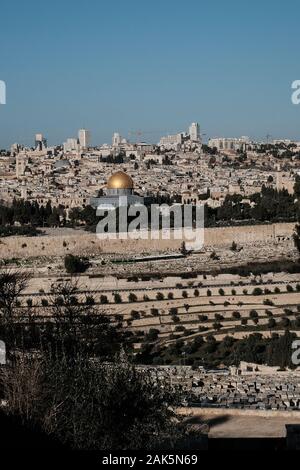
1, 123, 299, 151
1, 0, 300, 148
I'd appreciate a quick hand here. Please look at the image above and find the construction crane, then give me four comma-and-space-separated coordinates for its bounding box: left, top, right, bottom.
266, 134, 272, 144
128, 130, 168, 143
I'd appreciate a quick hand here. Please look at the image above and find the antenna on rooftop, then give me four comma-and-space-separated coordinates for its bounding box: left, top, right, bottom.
266, 134, 272, 144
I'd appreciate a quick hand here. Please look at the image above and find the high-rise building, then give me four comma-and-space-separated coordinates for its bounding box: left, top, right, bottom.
112, 132, 122, 147
78, 129, 90, 149
35, 133, 47, 150
188, 122, 200, 142
63, 138, 79, 152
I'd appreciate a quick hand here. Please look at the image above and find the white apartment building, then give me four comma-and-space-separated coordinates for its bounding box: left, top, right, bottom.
208, 136, 250, 151
112, 132, 122, 147
189, 122, 200, 142
63, 138, 79, 153
159, 133, 183, 149
78, 129, 90, 149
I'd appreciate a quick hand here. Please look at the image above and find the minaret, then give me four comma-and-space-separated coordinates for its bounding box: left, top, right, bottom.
16, 154, 27, 178
276, 170, 282, 191
21, 181, 28, 200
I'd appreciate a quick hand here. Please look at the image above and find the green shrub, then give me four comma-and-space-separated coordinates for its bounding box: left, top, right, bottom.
64, 254, 89, 274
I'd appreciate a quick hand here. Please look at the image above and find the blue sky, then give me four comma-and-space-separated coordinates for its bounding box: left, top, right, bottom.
0, 0, 300, 147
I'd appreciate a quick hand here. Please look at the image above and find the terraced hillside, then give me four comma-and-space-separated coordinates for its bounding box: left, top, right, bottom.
12, 270, 300, 354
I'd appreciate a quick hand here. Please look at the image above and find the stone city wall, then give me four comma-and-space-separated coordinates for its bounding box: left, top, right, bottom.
0, 222, 295, 260
178, 406, 300, 419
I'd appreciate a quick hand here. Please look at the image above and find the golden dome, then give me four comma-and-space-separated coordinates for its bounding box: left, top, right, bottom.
107, 171, 133, 190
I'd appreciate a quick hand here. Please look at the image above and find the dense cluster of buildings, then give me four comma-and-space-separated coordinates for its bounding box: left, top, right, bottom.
0, 122, 298, 217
